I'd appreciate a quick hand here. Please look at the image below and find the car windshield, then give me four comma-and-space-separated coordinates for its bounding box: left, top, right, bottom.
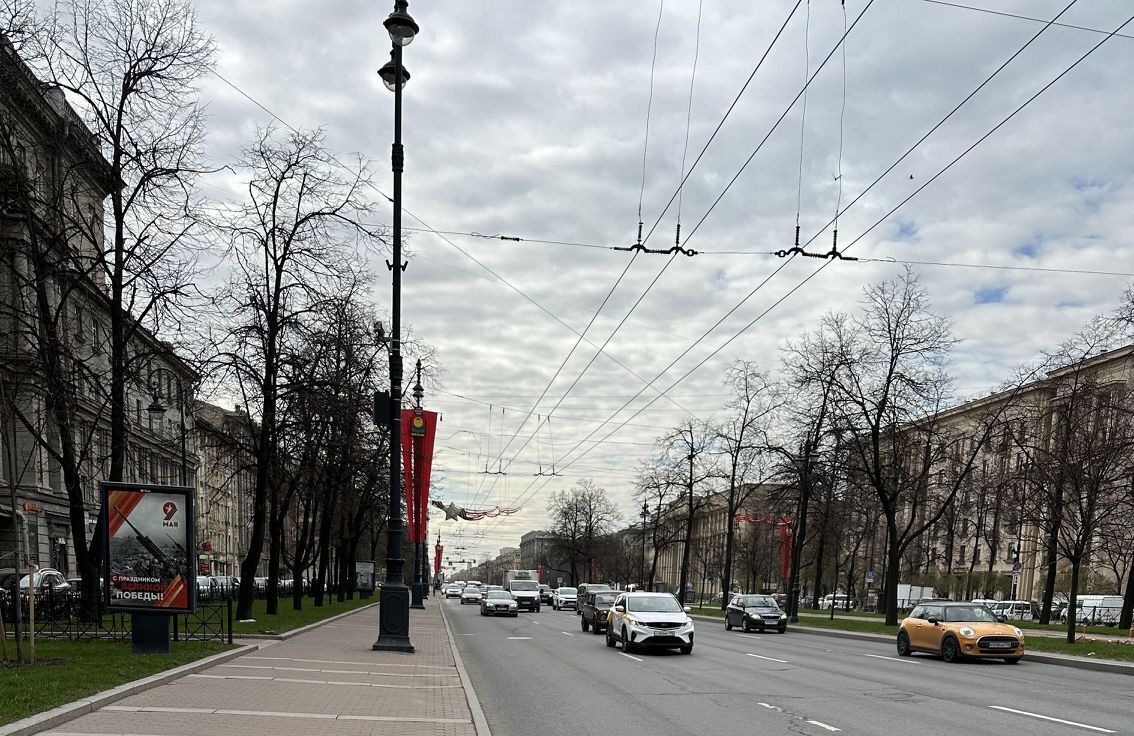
559, 587, 577, 594
486, 591, 513, 600
464, 588, 481, 594
511, 581, 538, 591
594, 593, 618, 604
627, 596, 683, 613
741, 595, 778, 608
944, 605, 999, 623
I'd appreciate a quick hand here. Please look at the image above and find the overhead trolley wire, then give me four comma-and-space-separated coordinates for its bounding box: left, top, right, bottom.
486, 2, 1132, 530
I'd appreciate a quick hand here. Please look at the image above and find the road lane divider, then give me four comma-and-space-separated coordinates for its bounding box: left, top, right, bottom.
559, 632, 574, 637
619, 652, 644, 662
806, 719, 841, 732
746, 653, 788, 664
864, 653, 917, 665
988, 706, 1115, 733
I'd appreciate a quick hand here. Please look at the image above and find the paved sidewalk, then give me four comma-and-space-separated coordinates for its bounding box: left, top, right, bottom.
44, 597, 476, 736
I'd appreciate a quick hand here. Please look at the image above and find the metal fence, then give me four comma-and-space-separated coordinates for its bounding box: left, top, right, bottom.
1, 589, 233, 643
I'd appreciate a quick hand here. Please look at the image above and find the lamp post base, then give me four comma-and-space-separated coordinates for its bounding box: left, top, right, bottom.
373, 582, 415, 653
410, 582, 425, 609
788, 584, 801, 624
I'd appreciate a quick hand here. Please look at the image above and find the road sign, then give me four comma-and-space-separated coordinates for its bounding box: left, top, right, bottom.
1012, 561, 1022, 572
865, 570, 876, 584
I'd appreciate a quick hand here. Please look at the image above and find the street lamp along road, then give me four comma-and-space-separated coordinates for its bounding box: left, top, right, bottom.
373, 0, 418, 655
146, 367, 188, 487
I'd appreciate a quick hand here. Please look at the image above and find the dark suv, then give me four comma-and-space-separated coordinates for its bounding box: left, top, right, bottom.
580, 590, 619, 634
539, 584, 553, 605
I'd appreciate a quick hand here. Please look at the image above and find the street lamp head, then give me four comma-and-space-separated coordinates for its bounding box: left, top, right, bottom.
147, 398, 166, 416
378, 52, 411, 91
384, 1, 419, 47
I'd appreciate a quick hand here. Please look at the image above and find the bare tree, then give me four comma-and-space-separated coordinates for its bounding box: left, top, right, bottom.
210, 126, 380, 619
547, 479, 621, 586
830, 269, 1023, 625
659, 420, 718, 605
714, 360, 777, 609
633, 460, 684, 590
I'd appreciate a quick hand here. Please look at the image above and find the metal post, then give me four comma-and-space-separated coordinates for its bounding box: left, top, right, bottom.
177, 376, 187, 487
639, 502, 647, 590
374, 39, 414, 653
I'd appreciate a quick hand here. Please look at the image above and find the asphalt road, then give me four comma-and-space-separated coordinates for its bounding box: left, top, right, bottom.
442, 597, 1134, 736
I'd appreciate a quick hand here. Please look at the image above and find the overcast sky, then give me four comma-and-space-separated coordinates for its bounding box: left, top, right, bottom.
189, 0, 1134, 571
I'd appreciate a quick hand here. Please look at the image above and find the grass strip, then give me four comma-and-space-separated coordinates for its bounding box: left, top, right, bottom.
231, 594, 376, 635
0, 639, 231, 725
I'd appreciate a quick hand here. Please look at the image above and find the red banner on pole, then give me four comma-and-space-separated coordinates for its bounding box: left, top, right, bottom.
434, 542, 443, 575
401, 409, 439, 544
779, 525, 792, 580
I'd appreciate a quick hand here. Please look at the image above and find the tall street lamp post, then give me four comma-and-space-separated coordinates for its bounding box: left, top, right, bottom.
373, 0, 419, 654
410, 361, 425, 609
146, 367, 188, 487
639, 501, 648, 590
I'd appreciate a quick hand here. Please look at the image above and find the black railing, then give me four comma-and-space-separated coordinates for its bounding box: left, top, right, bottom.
1, 589, 233, 643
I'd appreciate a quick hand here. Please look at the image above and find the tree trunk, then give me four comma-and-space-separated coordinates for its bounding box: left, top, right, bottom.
1066, 559, 1081, 644
266, 509, 282, 616
1039, 494, 1063, 624
1119, 561, 1133, 630
678, 455, 695, 605
721, 483, 738, 610
883, 518, 901, 626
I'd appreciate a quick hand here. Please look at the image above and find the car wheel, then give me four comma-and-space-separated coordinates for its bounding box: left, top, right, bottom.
680, 643, 693, 655
581, 618, 589, 632
606, 629, 616, 648
940, 636, 960, 663
1003, 657, 1021, 664
554, 603, 559, 610
592, 624, 602, 635
742, 618, 752, 633
896, 630, 912, 656
622, 627, 634, 653
777, 624, 787, 634
535, 605, 541, 612
725, 615, 733, 631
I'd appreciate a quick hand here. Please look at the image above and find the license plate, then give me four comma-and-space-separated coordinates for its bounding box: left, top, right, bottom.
987, 642, 1013, 649
654, 630, 674, 637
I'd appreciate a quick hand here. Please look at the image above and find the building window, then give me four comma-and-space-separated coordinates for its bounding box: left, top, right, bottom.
135, 399, 142, 424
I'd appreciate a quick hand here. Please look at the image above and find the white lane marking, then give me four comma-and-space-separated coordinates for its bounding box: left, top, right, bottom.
242, 656, 452, 670
531, 620, 541, 625
758, 702, 782, 711
864, 653, 917, 664
507, 636, 532, 640
619, 652, 644, 662
458, 633, 478, 636
988, 706, 1116, 733
737, 633, 762, 640
746, 653, 788, 663
807, 720, 841, 732
560, 631, 575, 637
99, 705, 471, 724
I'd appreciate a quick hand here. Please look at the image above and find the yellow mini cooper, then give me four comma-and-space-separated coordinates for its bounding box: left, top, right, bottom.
897, 601, 1024, 664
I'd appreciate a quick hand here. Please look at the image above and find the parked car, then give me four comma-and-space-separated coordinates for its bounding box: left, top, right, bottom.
575, 583, 610, 613
539, 584, 554, 604
897, 601, 1024, 664
606, 592, 694, 654
553, 586, 578, 610
580, 590, 619, 634
17, 568, 71, 594
1062, 595, 1123, 626
820, 593, 856, 610
480, 589, 519, 617
725, 594, 788, 633
990, 600, 1039, 621
460, 586, 484, 605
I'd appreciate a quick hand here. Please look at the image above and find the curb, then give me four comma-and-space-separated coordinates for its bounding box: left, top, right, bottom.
439, 601, 493, 736
0, 643, 257, 736
691, 614, 1134, 676
237, 601, 380, 640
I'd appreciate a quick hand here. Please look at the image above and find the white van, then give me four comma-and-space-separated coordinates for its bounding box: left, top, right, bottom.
820, 593, 854, 610
1063, 595, 1123, 626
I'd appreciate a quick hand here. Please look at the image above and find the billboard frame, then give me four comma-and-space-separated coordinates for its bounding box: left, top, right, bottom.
100, 481, 197, 614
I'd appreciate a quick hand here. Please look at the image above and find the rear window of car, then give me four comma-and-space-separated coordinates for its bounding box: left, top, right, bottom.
558, 587, 577, 594
595, 593, 617, 604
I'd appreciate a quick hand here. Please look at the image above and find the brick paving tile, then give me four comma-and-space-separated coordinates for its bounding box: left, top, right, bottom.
49, 597, 476, 736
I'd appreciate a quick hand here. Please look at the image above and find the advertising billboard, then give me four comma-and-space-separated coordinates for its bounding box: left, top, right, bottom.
101, 482, 196, 613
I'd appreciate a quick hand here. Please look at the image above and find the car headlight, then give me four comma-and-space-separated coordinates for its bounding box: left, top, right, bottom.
779, 613, 787, 620
960, 627, 975, 638
1013, 627, 1024, 639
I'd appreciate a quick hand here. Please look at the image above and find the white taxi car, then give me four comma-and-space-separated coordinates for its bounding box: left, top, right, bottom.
606, 592, 694, 654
